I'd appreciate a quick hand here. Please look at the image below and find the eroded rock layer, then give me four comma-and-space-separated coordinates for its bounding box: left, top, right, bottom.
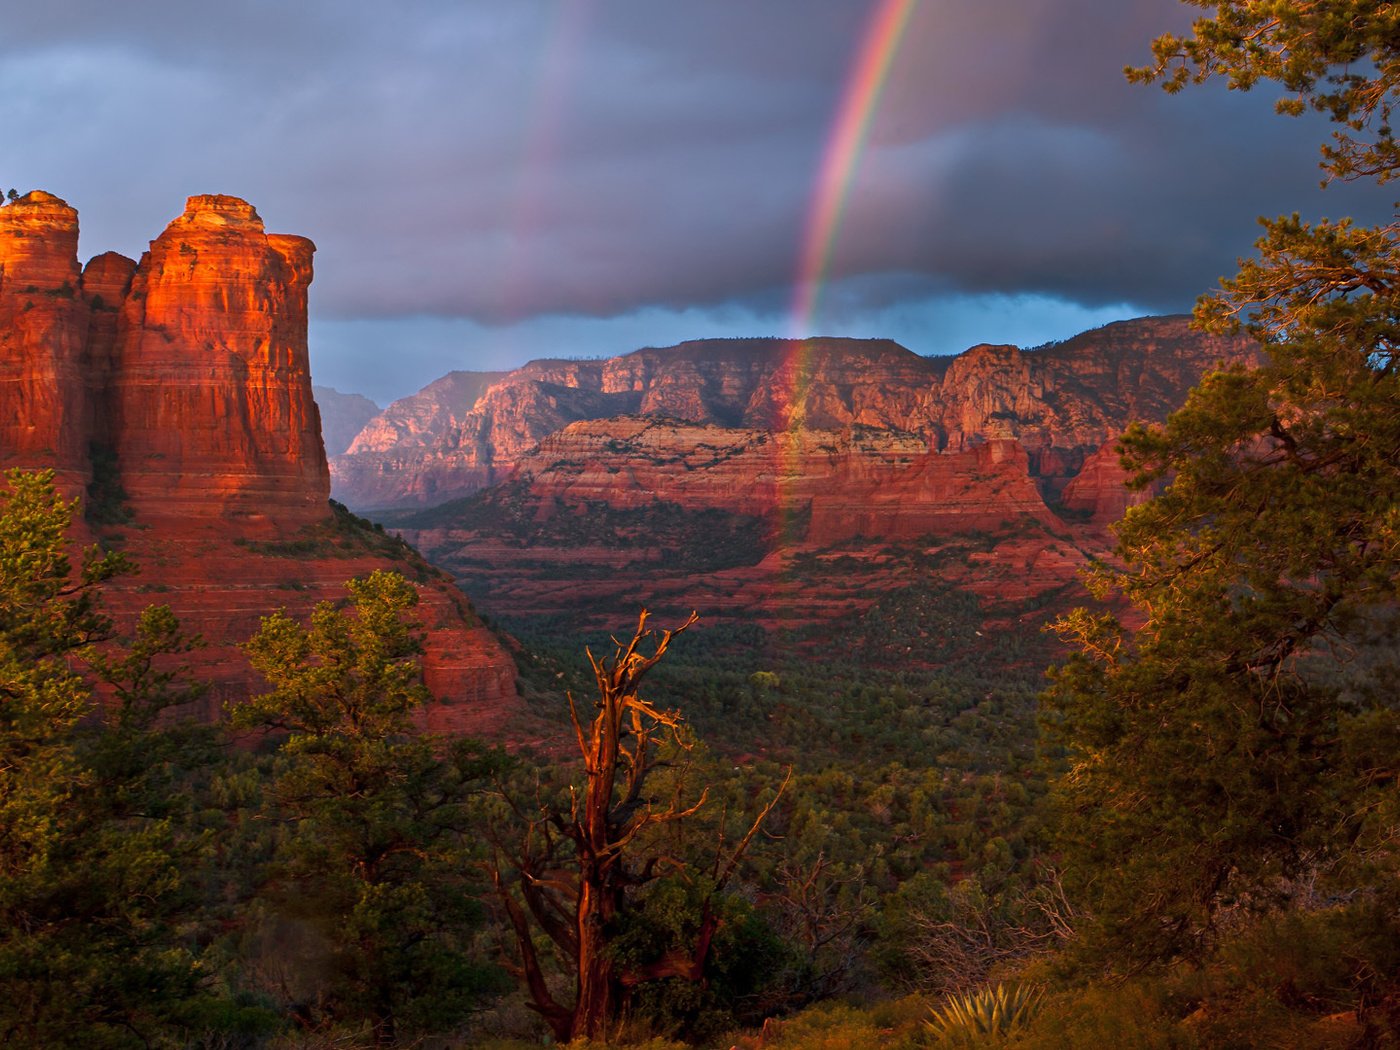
0, 192, 518, 734
332, 318, 1255, 512
110, 195, 329, 527
380, 320, 1256, 641
0, 192, 93, 492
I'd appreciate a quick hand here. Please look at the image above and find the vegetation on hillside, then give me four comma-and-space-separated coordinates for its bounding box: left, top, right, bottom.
0, 469, 1059, 1046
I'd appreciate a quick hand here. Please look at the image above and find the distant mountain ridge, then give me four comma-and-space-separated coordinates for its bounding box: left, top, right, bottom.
314, 386, 381, 457
331, 317, 1256, 511
347, 316, 1259, 640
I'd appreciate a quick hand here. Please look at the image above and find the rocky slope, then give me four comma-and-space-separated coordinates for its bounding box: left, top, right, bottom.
332, 319, 1253, 512
314, 386, 380, 457
331, 370, 510, 506
0, 192, 518, 734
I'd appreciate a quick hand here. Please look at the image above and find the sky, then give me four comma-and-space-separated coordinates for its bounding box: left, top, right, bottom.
3, 1, 1392, 405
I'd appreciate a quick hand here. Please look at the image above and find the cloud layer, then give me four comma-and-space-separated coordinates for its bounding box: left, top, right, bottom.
5, 1, 1390, 399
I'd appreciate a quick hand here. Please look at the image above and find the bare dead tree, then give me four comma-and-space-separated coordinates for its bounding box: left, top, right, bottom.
491, 610, 788, 1043
765, 852, 876, 1002
902, 866, 1082, 995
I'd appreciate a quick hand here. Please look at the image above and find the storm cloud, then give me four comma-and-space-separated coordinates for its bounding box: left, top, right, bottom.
4, 1, 1390, 400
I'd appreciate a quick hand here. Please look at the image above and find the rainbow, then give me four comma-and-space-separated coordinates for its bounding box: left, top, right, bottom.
765, 0, 919, 619
789, 0, 919, 338
777, 0, 917, 437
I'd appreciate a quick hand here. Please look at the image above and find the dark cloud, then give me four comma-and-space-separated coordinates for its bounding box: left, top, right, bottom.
4, 0, 1391, 398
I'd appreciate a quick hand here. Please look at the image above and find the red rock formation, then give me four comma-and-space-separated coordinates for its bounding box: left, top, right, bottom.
806, 437, 1056, 544
332, 320, 1256, 511
0, 192, 93, 491
1059, 438, 1150, 526
0, 192, 520, 735
109, 195, 328, 528
334, 366, 629, 508
502, 418, 1055, 543
93, 518, 520, 736
371, 321, 1257, 639
389, 415, 1086, 637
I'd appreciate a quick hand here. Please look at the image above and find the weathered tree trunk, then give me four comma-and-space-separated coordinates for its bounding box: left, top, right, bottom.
492, 610, 787, 1039
371, 1000, 396, 1048
572, 873, 616, 1040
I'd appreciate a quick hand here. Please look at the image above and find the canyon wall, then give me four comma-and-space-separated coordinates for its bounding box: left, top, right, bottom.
331, 319, 1255, 512
378, 321, 1257, 636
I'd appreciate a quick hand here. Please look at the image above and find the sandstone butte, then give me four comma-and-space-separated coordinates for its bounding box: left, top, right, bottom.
0, 191, 518, 735
351, 320, 1257, 639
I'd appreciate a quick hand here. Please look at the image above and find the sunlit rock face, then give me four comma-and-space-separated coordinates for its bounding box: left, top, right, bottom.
331, 318, 1256, 512
334, 370, 512, 507
0, 193, 521, 735
110, 195, 328, 528
502, 420, 1055, 544
0, 192, 93, 492
380, 318, 1257, 638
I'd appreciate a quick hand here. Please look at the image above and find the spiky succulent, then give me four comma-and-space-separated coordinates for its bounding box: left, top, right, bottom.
924, 982, 1043, 1045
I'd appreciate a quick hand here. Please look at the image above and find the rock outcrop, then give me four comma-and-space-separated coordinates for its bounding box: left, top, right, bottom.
332, 319, 1255, 512
108, 195, 328, 528
0, 192, 518, 734
0, 192, 94, 493
498, 418, 1055, 543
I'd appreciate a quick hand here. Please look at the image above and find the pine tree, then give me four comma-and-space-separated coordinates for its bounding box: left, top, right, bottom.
1045, 0, 1400, 967
233, 571, 504, 1047
0, 471, 221, 1048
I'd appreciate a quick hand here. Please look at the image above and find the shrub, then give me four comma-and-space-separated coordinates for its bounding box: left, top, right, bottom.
926, 983, 1043, 1046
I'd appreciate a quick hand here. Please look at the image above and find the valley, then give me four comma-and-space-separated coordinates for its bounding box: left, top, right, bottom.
331, 317, 1255, 657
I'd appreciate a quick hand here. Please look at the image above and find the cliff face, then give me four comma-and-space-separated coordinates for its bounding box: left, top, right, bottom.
381, 319, 1256, 637
333, 370, 513, 507
313, 386, 381, 457
332, 319, 1254, 511
392, 416, 1087, 633
505, 418, 1054, 543
0, 192, 518, 734
0, 192, 94, 493
109, 195, 329, 527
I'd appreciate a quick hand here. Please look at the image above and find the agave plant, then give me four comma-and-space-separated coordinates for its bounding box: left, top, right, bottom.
925, 982, 1044, 1046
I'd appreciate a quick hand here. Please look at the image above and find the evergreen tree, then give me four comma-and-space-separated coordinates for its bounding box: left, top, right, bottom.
1045, 1, 1400, 967
233, 570, 504, 1047
0, 471, 220, 1048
